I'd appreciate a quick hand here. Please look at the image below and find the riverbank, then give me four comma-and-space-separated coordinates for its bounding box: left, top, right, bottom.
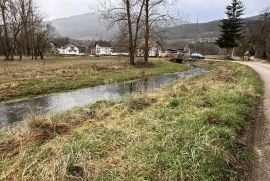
0, 61, 262, 180
0, 57, 189, 102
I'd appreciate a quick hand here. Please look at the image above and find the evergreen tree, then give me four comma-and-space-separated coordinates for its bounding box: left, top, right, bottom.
216, 0, 245, 59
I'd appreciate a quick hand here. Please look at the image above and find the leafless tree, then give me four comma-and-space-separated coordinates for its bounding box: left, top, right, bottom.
8, 0, 25, 60
246, 7, 270, 60
0, 0, 54, 60
33, 23, 54, 60
143, 0, 177, 63
102, 0, 145, 65
0, 0, 11, 60
259, 7, 270, 59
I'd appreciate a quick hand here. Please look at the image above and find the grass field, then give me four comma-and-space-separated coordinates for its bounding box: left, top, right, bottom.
0, 61, 262, 180
0, 56, 189, 102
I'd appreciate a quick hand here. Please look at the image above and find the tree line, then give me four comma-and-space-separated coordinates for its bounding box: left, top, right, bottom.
244, 8, 270, 60
0, 0, 54, 60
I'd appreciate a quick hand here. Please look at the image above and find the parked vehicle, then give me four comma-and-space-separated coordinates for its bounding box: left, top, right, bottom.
191, 53, 205, 59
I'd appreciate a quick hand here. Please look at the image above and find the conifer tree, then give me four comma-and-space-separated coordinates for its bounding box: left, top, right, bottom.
216, 0, 245, 59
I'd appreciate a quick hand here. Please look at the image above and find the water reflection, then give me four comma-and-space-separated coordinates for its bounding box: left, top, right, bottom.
0, 67, 206, 127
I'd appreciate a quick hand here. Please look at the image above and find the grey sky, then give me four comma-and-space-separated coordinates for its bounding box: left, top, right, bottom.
36, 0, 270, 23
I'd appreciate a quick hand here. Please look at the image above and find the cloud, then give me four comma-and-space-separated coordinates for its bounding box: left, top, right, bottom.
35, 0, 270, 22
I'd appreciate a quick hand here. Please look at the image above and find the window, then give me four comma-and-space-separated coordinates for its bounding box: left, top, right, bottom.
70, 45, 75, 52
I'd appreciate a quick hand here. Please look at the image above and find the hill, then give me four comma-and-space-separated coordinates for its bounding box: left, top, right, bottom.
167, 20, 220, 40
51, 13, 190, 40
51, 13, 115, 40
166, 15, 261, 40
51, 14, 261, 41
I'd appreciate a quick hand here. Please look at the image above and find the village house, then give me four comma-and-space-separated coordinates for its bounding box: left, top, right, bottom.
137, 40, 192, 58
93, 42, 113, 56
56, 44, 80, 55
137, 41, 162, 57
158, 41, 191, 57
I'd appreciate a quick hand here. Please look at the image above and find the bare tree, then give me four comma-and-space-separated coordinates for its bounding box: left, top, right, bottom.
33, 23, 54, 60
246, 7, 270, 60
8, 0, 24, 60
19, 0, 33, 56
102, 0, 145, 65
143, 0, 176, 63
0, 0, 54, 60
0, 0, 11, 60
259, 7, 270, 59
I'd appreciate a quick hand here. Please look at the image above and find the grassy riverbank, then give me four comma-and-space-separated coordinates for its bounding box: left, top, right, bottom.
0, 57, 189, 102
0, 61, 262, 180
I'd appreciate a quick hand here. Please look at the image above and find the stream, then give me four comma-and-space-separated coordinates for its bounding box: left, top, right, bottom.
0, 67, 207, 127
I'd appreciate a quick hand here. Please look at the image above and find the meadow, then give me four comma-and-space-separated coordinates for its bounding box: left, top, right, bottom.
0, 61, 262, 180
0, 56, 189, 102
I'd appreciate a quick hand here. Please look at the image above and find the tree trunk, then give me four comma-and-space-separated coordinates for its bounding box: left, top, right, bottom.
126, 0, 135, 65
19, 52, 22, 60
11, 48, 14, 61
226, 48, 229, 59
35, 50, 38, 60
1, 3, 11, 60
144, 0, 149, 64
40, 52, 44, 60
231, 48, 235, 59
31, 50, 34, 60
133, 0, 145, 64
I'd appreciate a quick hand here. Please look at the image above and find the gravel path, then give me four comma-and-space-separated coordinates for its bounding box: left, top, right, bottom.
238, 61, 270, 181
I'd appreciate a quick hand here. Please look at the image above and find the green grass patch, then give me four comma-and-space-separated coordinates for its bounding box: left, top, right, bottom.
0, 61, 262, 180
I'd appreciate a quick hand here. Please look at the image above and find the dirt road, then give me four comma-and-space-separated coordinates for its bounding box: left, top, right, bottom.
238, 61, 270, 181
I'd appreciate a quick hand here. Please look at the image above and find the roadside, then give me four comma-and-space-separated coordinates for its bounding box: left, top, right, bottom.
0, 61, 262, 180
237, 61, 270, 181
0, 57, 189, 102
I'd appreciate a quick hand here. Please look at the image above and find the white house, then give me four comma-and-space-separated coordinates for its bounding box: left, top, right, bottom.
138, 41, 161, 57
158, 42, 191, 57
57, 44, 80, 55
94, 42, 113, 56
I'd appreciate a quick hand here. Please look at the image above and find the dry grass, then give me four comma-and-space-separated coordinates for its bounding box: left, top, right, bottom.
0, 61, 263, 180
27, 115, 70, 141
0, 56, 189, 102
127, 95, 157, 111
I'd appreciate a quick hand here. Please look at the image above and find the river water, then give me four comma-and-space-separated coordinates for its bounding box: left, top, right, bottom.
0, 67, 206, 127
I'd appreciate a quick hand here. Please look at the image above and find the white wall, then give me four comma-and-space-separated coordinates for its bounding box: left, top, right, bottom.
138, 47, 160, 57
149, 47, 159, 57
57, 45, 80, 55
96, 44, 112, 56
111, 52, 129, 56
158, 50, 168, 57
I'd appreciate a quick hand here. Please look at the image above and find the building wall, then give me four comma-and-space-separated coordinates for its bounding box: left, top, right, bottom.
158, 50, 169, 57
138, 47, 160, 57
96, 44, 112, 55
149, 47, 159, 57
57, 45, 80, 55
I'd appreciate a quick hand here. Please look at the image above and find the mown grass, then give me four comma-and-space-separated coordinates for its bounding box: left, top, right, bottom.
0, 61, 262, 180
0, 57, 189, 102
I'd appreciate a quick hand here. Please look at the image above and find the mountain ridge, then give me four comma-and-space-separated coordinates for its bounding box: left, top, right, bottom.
51, 13, 261, 41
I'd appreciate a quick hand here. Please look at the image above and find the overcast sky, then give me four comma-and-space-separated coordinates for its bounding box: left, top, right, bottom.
36, 0, 270, 23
